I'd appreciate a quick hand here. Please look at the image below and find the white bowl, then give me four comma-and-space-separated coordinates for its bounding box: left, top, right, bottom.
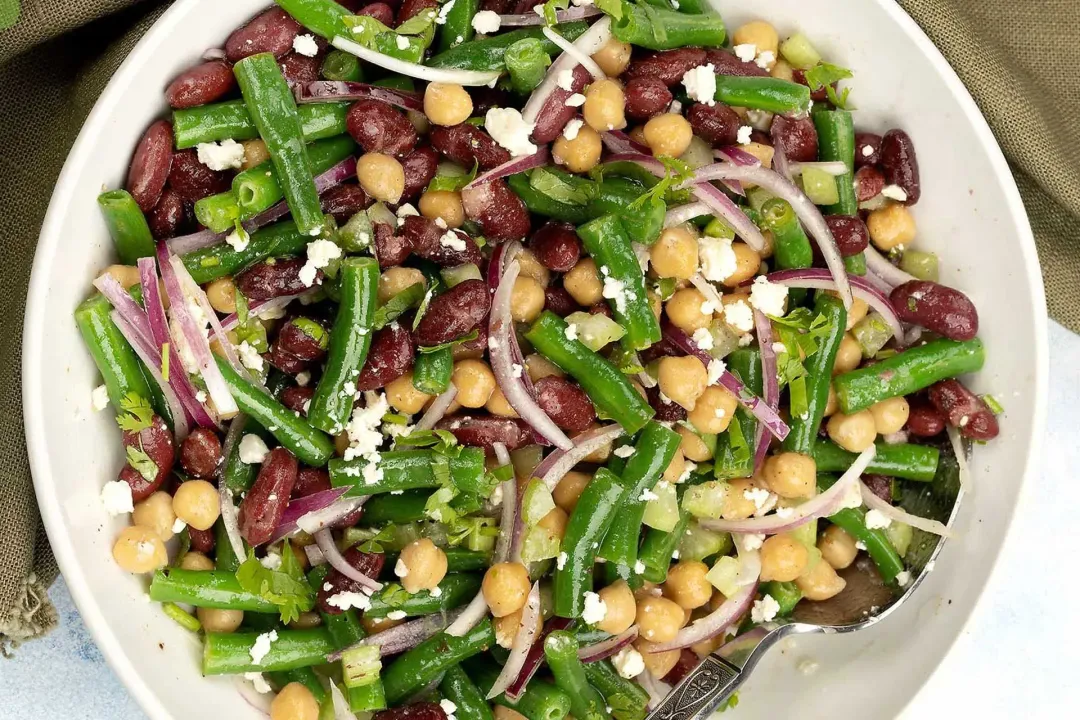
23, 0, 1048, 717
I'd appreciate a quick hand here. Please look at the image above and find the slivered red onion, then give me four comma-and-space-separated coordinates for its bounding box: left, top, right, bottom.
542, 26, 605, 80
752, 310, 778, 473
644, 582, 757, 652
314, 528, 382, 593
534, 425, 625, 491
788, 160, 849, 176
304, 543, 326, 567
492, 441, 518, 567
465, 147, 550, 190
268, 486, 351, 544
220, 292, 311, 332
498, 7, 602, 26
329, 609, 464, 662
664, 202, 711, 228
522, 16, 611, 126
859, 481, 954, 538
295, 495, 365, 535
687, 272, 725, 314
505, 617, 573, 700
293, 80, 423, 110
601, 129, 649, 155
864, 245, 918, 290
217, 417, 248, 561
332, 35, 501, 85
713, 146, 758, 193
202, 48, 226, 61
948, 426, 971, 493
578, 626, 638, 662
415, 385, 459, 431
488, 583, 542, 699
771, 143, 792, 183
328, 680, 353, 720
445, 592, 490, 638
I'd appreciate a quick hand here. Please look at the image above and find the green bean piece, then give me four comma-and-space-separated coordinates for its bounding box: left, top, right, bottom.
413, 346, 454, 395
97, 190, 157, 264
899, 250, 939, 282
214, 519, 243, 572
835, 338, 986, 414
182, 219, 309, 285
781, 294, 847, 455
149, 569, 277, 612
308, 257, 379, 433
215, 356, 336, 467
321, 49, 364, 82
544, 631, 610, 720
193, 190, 242, 233
761, 198, 812, 271
586, 178, 666, 247
277, 0, 350, 39
172, 100, 350, 149
234, 53, 324, 235
582, 659, 650, 720
356, 490, 431, 525
427, 23, 589, 71
576, 214, 661, 350
330, 448, 487, 495
222, 416, 267, 492
844, 252, 867, 276
505, 38, 551, 94
233, 135, 357, 221
364, 573, 482, 618
269, 667, 328, 704
818, 475, 905, 583
713, 348, 762, 480
436, 0, 479, 53
204, 628, 337, 675
441, 665, 495, 720
638, 485, 689, 583
74, 294, 155, 410
507, 173, 594, 224
467, 658, 573, 720
554, 468, 626, 618
526, 312, 655, 434
382, 620, 496, 704
812, 440, 939, 481
812, 110, 858, 216
611, 5, 726, 50
761, 581, 802, 617
713, 76, 812, 115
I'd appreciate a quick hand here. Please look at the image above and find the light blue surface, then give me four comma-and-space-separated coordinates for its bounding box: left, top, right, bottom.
4, 322, 1078, 718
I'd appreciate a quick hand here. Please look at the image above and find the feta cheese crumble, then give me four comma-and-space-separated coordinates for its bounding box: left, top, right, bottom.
582, 591, 608, 625
556, 69, 576, 91
395, 558, 410, 578
327, 591, 372, 611
896, 570, 912, 587
440, 700, 459, 720
751, 594, 781, 624
91, 385, 110, 411
698, 236, 738, 283
564, 323, 579, 341
249, 630, 279, 665
396, 35, 410, 50
100, 481, 134, 516
172, 518, 188, 534
436, 0, 456, 25
299, 239, 342, 287
740, 532, 765, 551
707, 358, 726, 386
485, 107, 537, 157
864, 509, 892, 529
723, 299, 754, 333
754, 51, 776, 70
881, 184, 909, 202
601, 273, 628, 314
225, 224, 250, 252
292, 34, 319, 57
565, 93, 586, 107
562, 117, 583, 141
556, 552, 568, 570
613, 445, 635, 458
692, 327, 714, 351
682, 64, 717, 106
733, 44, 758, 63
295, 371, 311, 387
748, 276, 789, 317
196, 139, 245, 171
439, 230, 467, 252
511, 363, 524, 379
612, 647, 645, 679
736, 125, 753, 145
387, 610, 408, 621
244, 672, 272, 694
238, 434, 270, 464
472, 10, 502, 35
237, 340, 264, 373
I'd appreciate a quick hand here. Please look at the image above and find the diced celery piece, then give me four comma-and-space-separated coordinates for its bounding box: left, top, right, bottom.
852, 312, 892, 357
441, 263, 482, 288
339, 209, 374, 252
780, 33, 822, 70
886, 521, 913, 557
706, 555, 742, 597
801, 166, 840, 206
708, 320, 742, 360
522, 478, 557, 526
682, 481, 730, 519
788, 520, 818, 551
367, 201, 397, 227
342, 645, 382, 689
678, 523, 733, 561
641, 481, 680, 532
899, 250, 939, 282
704, 216, 736, 239
745, 186, 774, 213
520, 525, 560, 563
679, 135, 715, 170
564, 311, 626, 351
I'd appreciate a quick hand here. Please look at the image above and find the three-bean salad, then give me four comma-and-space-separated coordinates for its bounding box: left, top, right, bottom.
78, 0, 998, 717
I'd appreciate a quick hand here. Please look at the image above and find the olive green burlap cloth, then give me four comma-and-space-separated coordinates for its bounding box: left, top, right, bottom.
1, 0, 1078, 651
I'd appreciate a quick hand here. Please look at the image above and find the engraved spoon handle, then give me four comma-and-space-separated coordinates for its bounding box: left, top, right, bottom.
645, 654, 745, 720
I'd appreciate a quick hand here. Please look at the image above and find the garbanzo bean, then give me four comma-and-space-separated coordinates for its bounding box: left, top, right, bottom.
583, 79, 626, 132
537, 507, 569, 540
643, 114, 694, 158
596, 581, 636, 634
795, 557, 847, 601
385, 371, 432, 414
635, 596, 685, 643
510, 276, 546, 322
553, 124, 603, 174
563, 258, 604, 306
676, 424, 714, 462
582, 423, 613, 463
759, 533, 809, 582
687, 386, 738, 434
494, 606, 543, 649
867, 202, 916, 251
378, 267, 426, 304
179, 551, 215, 571
452, 359, 496, 408
657, 355, 708, 411
494, 706, 531, 720
824, 384, 840, 417
397, 538, 448, 593
664, 561, 713, 609
721, 479, 757, 520
516, 249, 551, 287
362, 614, 404, 634
818, 525, 858, 570
740, 141, 774, 168
112, 525, 167, 573
732, 20, 780, 57
172, 479, 221, 531
650, 227, 699, 280
270, 682, 319, 720
770, 58, 794, 81
833, 333, 863, 374
358, 152, 405, 204
661, 448, 687, 484
763, 452, 816, 499
526, 353, 564, 382
665, 287, 713, 333
827, 410, 877, 452
485, 386, 519, 417
242, 138, 270, 170
419, 190, 465, 228
845, 297, 869, 331
482, 562, 532, 618
553, 470, 591, 513
197, 607, 244, 633
104, 264, 140, 289
423, 82, 474, 127
591, 38, 632, 76
132, 491, 177, 541
870, 396, 910, 435
636, 638, 681, 677
206, 277, 238, 314
721, 242, 761, 287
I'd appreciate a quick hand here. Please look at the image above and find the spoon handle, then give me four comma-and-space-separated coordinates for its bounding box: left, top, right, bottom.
645, 654, 744, 720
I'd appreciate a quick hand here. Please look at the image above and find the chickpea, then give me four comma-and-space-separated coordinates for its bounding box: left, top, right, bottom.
832, 333, 863, 375
657, 355, 708, 411
452, 341, 483, 361
591, 38, 632, 76
204, 277, 238, 314
197, 607, 244, 633
172, 479, 221, 531
595, 581, 636, 634
870, 396, 910, 435
636, 639, 681, 678
582, 423, 614, 463
537, 507, 569, 540
759, 533, 809, 582
732, 21, 780, 57
721, 479, 757, 520
452, 359, 496, 409
385, 372, 432, 415
676, 424, 713, 462
485, 386, 519, 417
818, 525, 858, 570
358, 152, 405, 204
112, 525, 167, 573
690, 634, 726, 658
334, 431, 350, 457
867, 203, 916, 251
553, 124, 603, 174
179, 551, 215, 571
770, 58, 794, 82
846, 297, 869, 331
740, 141, 774, 168
483, 562, 532, 617
628, 125, 648, 147
650, 227, 699, 280
526, 353, 564, 382
824, 383, 839, 417
665, 287, 713, 333
553, 470, 591, 513
424, 82, 474, 127
563, 258, 604, 306
516, 249, 551, 287
494, 606, 543, 649
378, 267, 426, 304
397, 538, 448, 593
664, 561, 713, 610
105, 264, 141, 289
661, 448, 686, 484
270, 682, 319, 720
240, 138, 270, 170
827, 410, 877, 452
510, 276, 546, 323
688, 386, 738, 434
288, 611, 323, 629
419, 190, 465, 229
633, 581, 660, 601
132, 491, 177, 542
635, 595, 686, 643
721, 242, 761, 287
795, 557, 847, 601
643, 114, 694, 158
494, 706, 530, 720
763, 452, 816, 499
583, 78, 626, 132
362, 614, 404, 634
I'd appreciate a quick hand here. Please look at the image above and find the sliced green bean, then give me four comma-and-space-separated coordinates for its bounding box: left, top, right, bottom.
638, 485, 689, 583
182, 219, 309, 285
505, 38, 551, 94
321, 50, 363, 82
428, 23, 589, 71
74, 294, 154, 410
172, 100, 349, 149
413, 346, 453, 395
714, 348, 762, 480
812, 440, 940, 481
818, 475, 905, 583
467, 658, 573, 720
586, 178, 665, 247
364, 574, 482, 618
356, 490, 431, 526
330, 448, 487, 495
611, 5, 726, 50
507, 172, 594, 224
812, 109, 858, 216
441, 665, 495, 720
381, 620, 496, 704
713, 76, 812, 115
97, 190, 156, 264
582, 659, 650, 720
782, 294, 847, 455
149, 568, 276, 611
544, 631, 609, 720
204, 628, 336, 675
761, 198, 812, 271
269, 667, 328, 704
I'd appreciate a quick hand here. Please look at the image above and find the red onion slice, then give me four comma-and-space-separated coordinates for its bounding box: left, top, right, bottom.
268, 487, 351, 544
445, 592, 490, 638
506, 617, 574, 700
328, 680, 354, 720
948, 426, 971, 493
465, 147, 551, 190
217, 416, 248, 561
713, 146, 759, 194
600, 129, 649, 155
202, 47, 226, 61
492, 442, 517, 566
488, 583, 542, 699
770, 144, 793, 184
522, 16, 612, 126
664, 202, 711, 228
687, 272, 725, 314
788, 160, 849, 176
220, 292, 312, 332
533, 425, 625, 491
332, 35, 501, 86
542, 26, 605, 80
859, 480, 954, 538
329, 609, 464, 662
415, 385, 459, 432
304, 543, 326, 567
314, 528, 383, 593
864, 245, 918, 290
293, 80, 423, 110
643, 582, 757, 652
498, 7, 602, 26
578, 626, 639, 662
294, 494, 365, 536
752, 310, 778, 473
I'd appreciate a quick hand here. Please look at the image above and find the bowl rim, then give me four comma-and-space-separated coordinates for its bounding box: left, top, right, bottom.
21, 1, 1049, 718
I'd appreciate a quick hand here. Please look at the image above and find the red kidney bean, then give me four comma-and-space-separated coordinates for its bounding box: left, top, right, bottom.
639, 335, 681, 366
280, 52, 322, 85
854, 166, 884, 202
457, 323, 488, 354
321, 183, 370, 223
480, 0, 513, 12
532, 65, 590, 144
646, 385, 687, 423
624, 77, 673, 121
824, 216, 869, 257
627, 48, 708, 86
687, 103, 740, 147
663, 650, 700, 686
400, 146, 440, 202
589, 302, 613, 319
791, 69, 829, 102
357, 323, 415, 390
373, 704, 448, 720
704, 48, 769, 77
512, 0, 544, 12
268, 344, 311, 374
293, 467, 363, 527
166, 61, 236, 110
236, 257, 317, 300
225, 7, 302, 63
277, 318, 329, 361
126, 120, 173, 213
238, 448, 299, 546
890, 280, 979, 341
188, 526, 215, 553
436, 416, 533, 453
544, 286, 578, 316
281, 385, 316, 415
853, 132, 882, 168
373, 222, 412, 267
750, 130, 771, 146
179, 427, 223, 478
147, 189, 185, 239
879, 129, 920, 205
118, 415, 176, 502
430, 123, 511, 170
770, 115, 818, 163
317, 547, 387, 614
397, 0, 437, 23
862, 475, 892, 503
346, 99, 418, 157
534, 377, 595, 432
529, 222, 581, 272
358, 3, 396, 26
414, 279, 491, 346
927, 380, 999, 440
168, 149, 232, 203
905, 400, 945, 437
460, 178, 530, 242
400, 215, 482, 267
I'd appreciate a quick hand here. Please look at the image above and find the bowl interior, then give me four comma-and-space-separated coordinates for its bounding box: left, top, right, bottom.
23, 0, 1046, 718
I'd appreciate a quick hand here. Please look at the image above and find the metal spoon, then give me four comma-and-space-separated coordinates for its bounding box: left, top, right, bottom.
643, 440, 965, 720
